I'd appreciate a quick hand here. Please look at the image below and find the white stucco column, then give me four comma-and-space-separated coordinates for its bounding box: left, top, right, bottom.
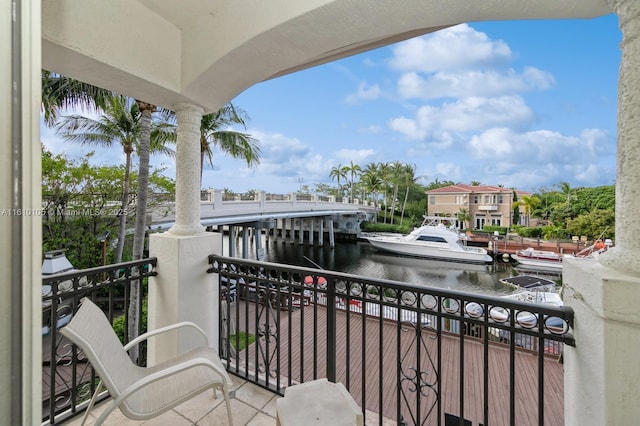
564, 3, 640, 425
147, 103, 222, 364
563, 257, 640, 425
599, 0, 640, 275
169, 103, 205, 235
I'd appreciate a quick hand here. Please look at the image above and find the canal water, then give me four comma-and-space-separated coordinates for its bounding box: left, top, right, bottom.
223, 234, 562, 297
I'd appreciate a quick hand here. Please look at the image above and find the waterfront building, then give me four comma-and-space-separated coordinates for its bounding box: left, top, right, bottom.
426, 184, 531, 229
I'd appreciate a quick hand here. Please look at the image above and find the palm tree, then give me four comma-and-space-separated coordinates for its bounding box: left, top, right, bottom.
399, 164, 422, 226
513, 195, 541, 226
360, 163, 383, 207
56, 95, 141, 263
377, 162, 392, 223
558, 181, 574, 206
329, 164, 347, 196
457, 208, 471, 229
344, 161, 362, 202
41, 70, 112, 126
199, 103, 261, 185
389, 161, 405, 224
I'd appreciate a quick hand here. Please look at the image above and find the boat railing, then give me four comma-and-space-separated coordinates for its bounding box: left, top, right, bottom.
209, 254, 574, 425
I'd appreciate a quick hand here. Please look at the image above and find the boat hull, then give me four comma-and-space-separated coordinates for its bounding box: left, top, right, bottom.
510, 254, 563, 271
366, 238, 492, 264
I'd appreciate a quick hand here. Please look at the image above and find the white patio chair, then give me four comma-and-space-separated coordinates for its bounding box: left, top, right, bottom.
60, 297, 233, 425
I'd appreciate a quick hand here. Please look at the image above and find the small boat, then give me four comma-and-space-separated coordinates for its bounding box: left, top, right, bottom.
364, 217, 492, 264
499, 275, 557, 292
511, 247, 563, 271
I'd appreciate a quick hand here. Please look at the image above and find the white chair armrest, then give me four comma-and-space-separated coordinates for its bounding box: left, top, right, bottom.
123, 321, 208, 352
96, 356, 229, 425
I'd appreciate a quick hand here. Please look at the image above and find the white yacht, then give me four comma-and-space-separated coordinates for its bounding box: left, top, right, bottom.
364, 217, 492, 264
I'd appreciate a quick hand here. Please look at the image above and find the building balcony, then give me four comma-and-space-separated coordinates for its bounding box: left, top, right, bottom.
477, 205, 499, 211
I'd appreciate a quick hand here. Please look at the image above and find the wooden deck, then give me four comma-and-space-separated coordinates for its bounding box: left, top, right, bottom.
228, 300, 564, 426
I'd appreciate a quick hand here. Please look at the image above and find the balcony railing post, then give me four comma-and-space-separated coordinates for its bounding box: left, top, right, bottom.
326, 277, 337, 382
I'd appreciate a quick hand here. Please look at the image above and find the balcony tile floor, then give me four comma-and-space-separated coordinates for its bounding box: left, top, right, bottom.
65, 376, 280, 425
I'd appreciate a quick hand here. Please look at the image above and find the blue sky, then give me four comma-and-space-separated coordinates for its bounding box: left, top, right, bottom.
42, 14, 621, 195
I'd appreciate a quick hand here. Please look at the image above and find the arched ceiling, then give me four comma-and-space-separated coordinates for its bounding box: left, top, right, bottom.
42, 0, 612, 113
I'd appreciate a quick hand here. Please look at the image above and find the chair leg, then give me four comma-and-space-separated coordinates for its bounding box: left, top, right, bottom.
81, 381, 104, 426
222, 386, 234, 426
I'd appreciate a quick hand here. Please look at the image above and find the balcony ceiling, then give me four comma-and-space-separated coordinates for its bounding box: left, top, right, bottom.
42, 0, 611, 113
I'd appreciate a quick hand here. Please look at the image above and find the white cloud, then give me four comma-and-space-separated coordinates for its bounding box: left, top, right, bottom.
345, 82, 381, 104
333, 149, 376, 164
397, 68, 554, 100
389, 24, 512, 73
390, 96, 534, 140
465, 127, 615, 188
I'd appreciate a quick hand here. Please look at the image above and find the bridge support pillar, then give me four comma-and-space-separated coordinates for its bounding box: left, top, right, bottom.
309, 219, 315, 246
228, 226, 236, 257
328, 219, 335, 248
242, 226, 250, 258
298, 218, 304, 244
319, 219, 324, 246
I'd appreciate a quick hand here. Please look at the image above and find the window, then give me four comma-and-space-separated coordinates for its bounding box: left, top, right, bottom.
473, 195, 479, 204
416, 236, 448, 243
430, 196, 436, 205
498, 195, 504, 204
492, 195, 497, 204
455, 195, 465, 204
484, 195, 490, 204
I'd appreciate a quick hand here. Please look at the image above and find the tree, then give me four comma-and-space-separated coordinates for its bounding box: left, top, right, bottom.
513, 195, 541, 226
55, 95, 175, 263
399, 164, 421, 226
56, 95, 141, 263
199, 103, 261, 185
129, 101, 154, 363
41, 70, 112, 126
344, 161, 362, 202
360, 163, 384, 207
457, 208, 471, 229
389, 161, 405, 224
378, 162, 394, 223
558, 181, 574, 206
329, 164, 347, 196
42, 148, 126, 268
512, 190, 520, 226
566, 209, 615, 240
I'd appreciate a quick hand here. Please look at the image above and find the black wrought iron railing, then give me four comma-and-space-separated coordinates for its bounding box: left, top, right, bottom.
41, 258, 157, 425
208, 255, 575, 426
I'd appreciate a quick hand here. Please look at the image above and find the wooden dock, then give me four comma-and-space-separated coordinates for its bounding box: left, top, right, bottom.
229, 301, 564, 426
468, 234, 585, 257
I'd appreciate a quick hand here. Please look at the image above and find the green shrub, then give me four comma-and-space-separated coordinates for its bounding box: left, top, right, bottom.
514, 226, 544, 238
361, 221, 412, 234
482, 225, 508, 235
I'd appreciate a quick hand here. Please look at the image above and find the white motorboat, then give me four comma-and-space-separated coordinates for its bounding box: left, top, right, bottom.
510, 247, 563, 271
364, 217, 492, 264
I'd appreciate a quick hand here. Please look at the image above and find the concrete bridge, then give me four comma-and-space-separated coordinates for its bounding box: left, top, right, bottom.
149, 190, 379, 256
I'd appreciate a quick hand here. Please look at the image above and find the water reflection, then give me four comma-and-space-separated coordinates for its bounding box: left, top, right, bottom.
222, 234, 561, 297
